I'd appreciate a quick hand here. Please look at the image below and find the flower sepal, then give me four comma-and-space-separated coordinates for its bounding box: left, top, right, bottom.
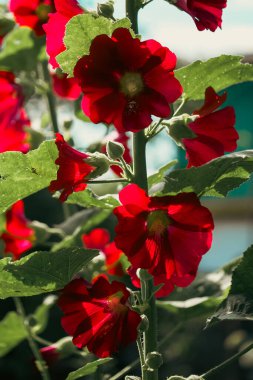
85, 152, 110, 178
166, 114, 197, 145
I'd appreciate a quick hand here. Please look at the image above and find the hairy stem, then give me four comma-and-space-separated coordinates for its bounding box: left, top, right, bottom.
14, 297, 51, 380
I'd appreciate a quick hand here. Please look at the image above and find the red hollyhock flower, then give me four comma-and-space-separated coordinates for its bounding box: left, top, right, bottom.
182, 87, 238, 167
174, 0, 227, 32
9, 0, 55, 36
51, 70, 81, 100
114, 184, 214, 297
1, 200, 34, 260
101, 131, 132, 177
82, 228, 110, 250
0, 70, 24, 123
82, 228, 126, 277
43, 0, 83, 68
0, 109, 31, 153
58, 276, 141, 358
74, 28, 183, 133
49, 133, 96, 202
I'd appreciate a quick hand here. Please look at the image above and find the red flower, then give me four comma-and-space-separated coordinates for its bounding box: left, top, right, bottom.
58, 276, 141, 358
82, 228, 126, 277
74, 28, 183, 133
0, 109, 31, 153
82, 228, 110, 250
9, 0, 55, 36
1, 201, 34, 260
0, 71, 31, 153
174, 0, 227, 32
114, 184, 214, 297
49, 133, 96, 202
183, 87, 238, 167
51, 70, 81, 100
40, 346, 59, 366
43, 0, 83, 68
101, 131, 132, 177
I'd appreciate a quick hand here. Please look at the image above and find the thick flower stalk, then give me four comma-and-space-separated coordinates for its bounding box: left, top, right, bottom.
58, 276, 141, 358
114, 184, 214, 297
73, 27, 183, 133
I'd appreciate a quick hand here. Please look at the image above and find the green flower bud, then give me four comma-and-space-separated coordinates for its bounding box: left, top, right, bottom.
106, 140, 125, 160
97, 1, 114, 18
86, 152, 110, 178
137, 268, 153, 281
145, 351, 163, 370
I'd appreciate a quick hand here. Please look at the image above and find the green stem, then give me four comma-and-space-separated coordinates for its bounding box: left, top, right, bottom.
14, 298, 51, 380
132, 130, 148, 190
41, 62, 60, 134
137, 337, 146, 378
126, 0, 139, 34
202, 342, 253, 379
85, 178, 130, 184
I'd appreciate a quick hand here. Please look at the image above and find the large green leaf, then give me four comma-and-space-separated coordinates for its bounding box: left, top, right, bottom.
67, 188, 119, 209
57, 14, 132, 75
175, 55, 253, 101
0, 27, 46, 72
0, 247, 98, 299
66, 358, 112, 380
0, 140, 57, 214
159, 150, 253, 198
207, 245, 253, 325
0, 312, 27, 356
148, 160, 178, 188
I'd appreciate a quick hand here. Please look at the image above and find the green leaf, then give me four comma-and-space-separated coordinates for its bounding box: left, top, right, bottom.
157, 296, 224, 321
175, 55, 253, 101
148, 160, 178, 188
160, 150, 253, 198
0, 312, 27, 356
32, 295, 57, 334
66, 358, 112, 380
57, 14, 132, 75
0, 140, 57, 214
207, 245, 253, 325
0, 27, 46, 72
67, 188, 119, 209
0, 247, 98, 299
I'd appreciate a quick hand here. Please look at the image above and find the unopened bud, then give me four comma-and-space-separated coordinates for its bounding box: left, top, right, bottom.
86, 152, 110, 177
145, 351, 163, 370
97, 1, 114, 18
106, 140, 125, 160
137, 269, 153, 281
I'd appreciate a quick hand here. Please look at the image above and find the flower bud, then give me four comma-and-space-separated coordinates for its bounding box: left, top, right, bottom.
145, 351, 163, 370
167, 114, 197, 145
137, 268, 153, 281
86, 152, 110, 177
97, 1, 114, 18
106, 140, 125, 160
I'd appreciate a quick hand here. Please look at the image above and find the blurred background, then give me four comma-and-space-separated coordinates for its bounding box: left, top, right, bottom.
0, 0, 253, 379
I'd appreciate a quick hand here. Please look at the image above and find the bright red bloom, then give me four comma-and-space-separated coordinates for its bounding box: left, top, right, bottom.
114, 184, 214, 297
183, 87, 238, 167
82, 228, 126, 277
1, 201, 34, 260
58, 276, 141, 358
101, 131, 132, 177
9, 0, 55, 36
175, 0, 227, 32
74, 28, 183, 133
0, 108, 31, 153
43, 0, 83, 68
51, 70, 81, 100
0, 71, 31, 153
49, 133, 95, 202
82, 228, 110, 250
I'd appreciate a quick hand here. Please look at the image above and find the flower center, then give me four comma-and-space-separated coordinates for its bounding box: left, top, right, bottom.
147, 210, 171, 235
36, 4, 52, 21
120, 72, 144, 98
107, 291, 126, 313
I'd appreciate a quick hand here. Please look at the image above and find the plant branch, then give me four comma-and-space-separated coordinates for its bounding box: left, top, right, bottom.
84, 178, 130, 184
14, 298, 51, 380
202, 342, 253, 379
